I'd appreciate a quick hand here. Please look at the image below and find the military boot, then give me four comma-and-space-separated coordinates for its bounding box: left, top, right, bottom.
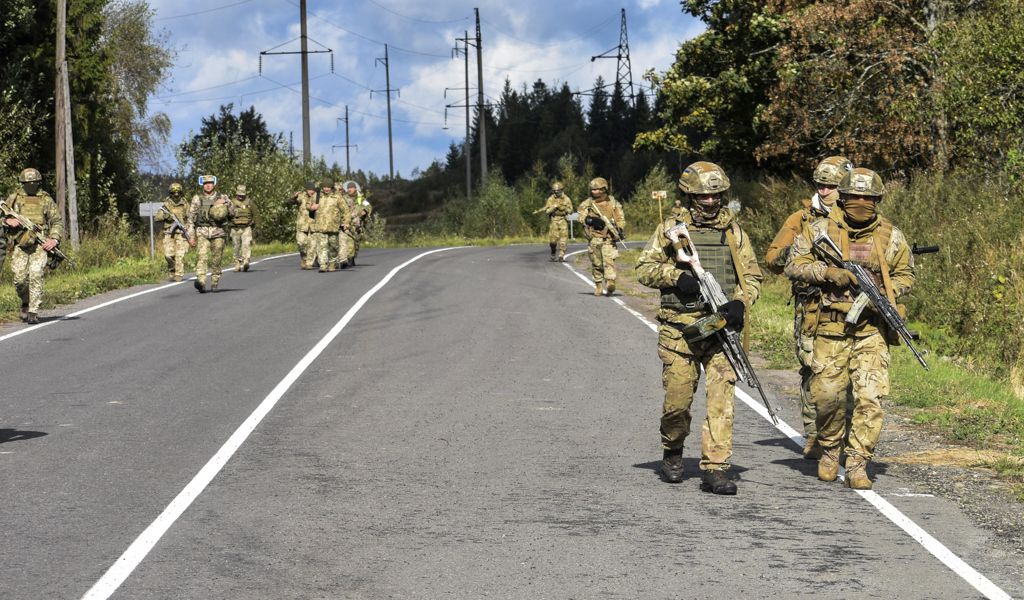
700, 469, 737, 495
350, 256, 356, 266
233, 260, 241, 272
20, 303, 29, 322
605, 280, 616, 295
338, 259, 349, 269
242, 261, 250, 272
211, 279, 220, 292
844, 455, 872, 490
25, 312, 39, 325
174, 275, 183, 282
660, 449, 684, 483
803, 435, 822, 460
549, 243, 557, 261
594, 282, 603, 296
194, 280, 207, 293
818, 447, 840, 482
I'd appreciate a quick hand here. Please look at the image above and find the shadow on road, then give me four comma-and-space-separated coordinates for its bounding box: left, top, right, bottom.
0, 429, 48, 444
633, 458, 750, 481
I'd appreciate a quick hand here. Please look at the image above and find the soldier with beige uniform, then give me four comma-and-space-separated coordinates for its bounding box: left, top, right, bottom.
230, 185, 256, 272
577, 177, 625, 296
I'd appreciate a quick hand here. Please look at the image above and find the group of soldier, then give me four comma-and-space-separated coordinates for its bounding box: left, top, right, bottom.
286, 179, 372, 272
538, 157, 912, 495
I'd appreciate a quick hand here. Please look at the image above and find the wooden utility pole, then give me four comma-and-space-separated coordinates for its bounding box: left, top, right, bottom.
373, 45, 397, 179
333, 106, 357, 175
299, 0, 312, 167
474, 8, 487, 183
55, 0, 79, 248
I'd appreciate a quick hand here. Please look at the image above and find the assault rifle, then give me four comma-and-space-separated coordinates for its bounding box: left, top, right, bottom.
912, 243, 939, 255
589, 201, 628, 250
158, 206, 192, 244
812, 233, 929, 370
0, 200, 67, 268
666, 222, 779, 424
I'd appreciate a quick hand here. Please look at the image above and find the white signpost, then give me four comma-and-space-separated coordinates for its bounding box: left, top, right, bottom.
567, 211, 579, 239
138, 202, 162, 258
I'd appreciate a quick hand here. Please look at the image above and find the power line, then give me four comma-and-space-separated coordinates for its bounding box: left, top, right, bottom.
364, 0, 469, 25
156, 75, 262, 100
156, 73, 331, 104
480, 14, 617, 49
155, 0, 257, 21
259, 74, 442, 126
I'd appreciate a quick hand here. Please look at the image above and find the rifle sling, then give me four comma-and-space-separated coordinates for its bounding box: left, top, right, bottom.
724, 225, 751, 351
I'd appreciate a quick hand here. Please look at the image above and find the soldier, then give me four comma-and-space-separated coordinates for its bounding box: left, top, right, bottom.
153, 182, 190, 282
287, 182, 317, 269
186, 174, 233, 293
636, 161, 763, 494
341, 180, 371, 266
671, 198, 686, 218
310, 180, 348, 273
785, 168, 914, 490
764, 156, 853, 459
2, 168, 63, 324
576, 177, 625, 296
229, 184, 256, 272
538, 181, 573, 262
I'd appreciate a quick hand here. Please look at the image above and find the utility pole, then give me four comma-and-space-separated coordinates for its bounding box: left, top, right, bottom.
259, 0, 332, 170
373, 45, 397, 180
55, 0, 79, 248
333, 106, 357, 175
474, 8, 487, 183
451, 31, 473, 201
590, 8, 635, 105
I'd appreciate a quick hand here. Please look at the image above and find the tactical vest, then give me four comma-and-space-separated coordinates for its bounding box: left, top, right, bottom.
661, 215, 742, 311
16, 195, 45, 225
232, 200, 253, 226
823, 217, 893, 305
549, 195, 569, 217
196, 193, 219, 226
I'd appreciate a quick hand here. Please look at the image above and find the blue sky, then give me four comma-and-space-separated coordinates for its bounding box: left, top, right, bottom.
145, 0, 703, 176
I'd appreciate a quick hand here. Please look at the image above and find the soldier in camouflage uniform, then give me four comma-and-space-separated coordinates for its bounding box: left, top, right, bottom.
229, 184, 256, 272
764, 156, 853, 459
186, 174, 233, 293
154, 182, 190, 282
539, 181, 573, 261
785, 168, 914, 490
2, 168, 64, 324
311, 180, 349, 273
341, 180, 370, 266
671, 199, 685, 218
287, 182, 317, 269
577, 177, 625, 296
636, 161, 763, 494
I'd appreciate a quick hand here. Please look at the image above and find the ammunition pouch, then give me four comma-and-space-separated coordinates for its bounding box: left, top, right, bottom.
659, 288, 705, 312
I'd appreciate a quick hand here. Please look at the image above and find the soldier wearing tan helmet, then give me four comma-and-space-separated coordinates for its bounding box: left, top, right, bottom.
764, 156, 853, 458
785, 167, 914, 490
310, 179, 348, 273
576, 177, 625, 295
154, 182, 190, 281
537, 181, 573, 262
2, 168, 63, 323
636, 161, 763, 494
287, 181, 318, 269
229, 184, 256, 272
186, 174, 233, 292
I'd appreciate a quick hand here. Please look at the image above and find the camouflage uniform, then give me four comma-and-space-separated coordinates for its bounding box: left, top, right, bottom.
229, 185, 256, 271
637, 208, 762, 474
312, 188, 349, 272
764, 156, 852, 456
154, 183, 190, 281
288, 187, 317, 269
577, 178, 625, 295
540, 188, 573, 261
341, 182, 371, 265
4, 173, 64, 320
785, 168, 914, 488
187, 182, 233, 292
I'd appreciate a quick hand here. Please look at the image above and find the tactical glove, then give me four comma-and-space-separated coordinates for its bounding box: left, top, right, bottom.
584, 216, 606, 230
719, 299, 746, 330
824, 267, 858, 288
676, 272, 701, 296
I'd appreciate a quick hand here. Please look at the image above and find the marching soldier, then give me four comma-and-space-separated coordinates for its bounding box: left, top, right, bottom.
230, 184, 256, 272
154, 182, 190, 282
764, 156, 853, 458
577, 177, 625, 296
538, 181, 573, 262
341, 180, 370, 266
287, 182, 317, 269
310, 180, 348, 273
2, 168, 63, 324
186, 174, 233, 293
671, 198, 686, 218
636, 161, 763, 494
785, 168, 914, 489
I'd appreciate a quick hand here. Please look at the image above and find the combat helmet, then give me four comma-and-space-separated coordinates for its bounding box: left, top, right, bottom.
589, 177, 609, 191
678, 161, 730, 195
342, 180, 361, 195
209, 202, 230, 221
838, 167, 885, 198
813, 156, 853, 186
169, 182, 183, 195
19, 168, 42, 183
551, 181, 565, 192
235, 184, 247, 197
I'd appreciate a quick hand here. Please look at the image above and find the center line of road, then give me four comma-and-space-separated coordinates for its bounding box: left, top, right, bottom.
560, 249, 1012, 600
0, 252, 299, 343
80, 246, 466, 600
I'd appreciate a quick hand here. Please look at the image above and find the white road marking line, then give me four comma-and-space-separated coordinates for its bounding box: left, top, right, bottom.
0, 252, 299, 343
560, 254, 1012, 600
80, 246, 466, 600
889, 492, 937, 498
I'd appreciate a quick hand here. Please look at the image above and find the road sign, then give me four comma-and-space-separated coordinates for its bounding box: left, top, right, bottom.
138, 202, 161, 217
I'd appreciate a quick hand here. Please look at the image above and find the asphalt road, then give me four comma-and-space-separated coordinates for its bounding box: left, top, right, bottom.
1, 245, 1020, 599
